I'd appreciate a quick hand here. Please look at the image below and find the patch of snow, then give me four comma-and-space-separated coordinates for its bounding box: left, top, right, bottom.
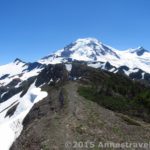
142, 72, 145, 79
0, 123, 15, 150
65, 64, 72, 72
124, 68, 139, 76
0, 83, 48, 150
48, 78, 53, 85
0, 62, 27, 79
0, 91, 8, 99
20, 68, 42, 81
109, 68, 116, 72
87, 62, 102, 68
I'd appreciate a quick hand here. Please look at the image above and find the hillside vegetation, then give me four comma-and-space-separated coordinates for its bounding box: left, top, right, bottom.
78, 68, 150, 122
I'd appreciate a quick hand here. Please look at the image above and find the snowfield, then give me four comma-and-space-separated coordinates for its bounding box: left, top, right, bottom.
0, 83, 48, 150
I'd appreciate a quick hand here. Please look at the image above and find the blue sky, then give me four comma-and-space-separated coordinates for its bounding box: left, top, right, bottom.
0, 0, 150, 65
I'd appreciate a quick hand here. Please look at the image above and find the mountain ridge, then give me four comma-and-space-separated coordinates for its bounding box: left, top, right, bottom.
1, 37, 150, 90
38, 38, 150, 74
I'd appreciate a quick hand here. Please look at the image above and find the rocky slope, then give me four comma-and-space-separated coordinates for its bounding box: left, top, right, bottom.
10, 63, 150, 150
11, 81, 150, 150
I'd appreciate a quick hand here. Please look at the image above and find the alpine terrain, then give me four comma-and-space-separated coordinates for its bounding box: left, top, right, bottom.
1, 38, 150, 150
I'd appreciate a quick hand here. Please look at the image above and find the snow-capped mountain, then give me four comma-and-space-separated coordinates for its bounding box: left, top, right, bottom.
1, 37, 150, 90
39, 38, 150, 74
1, 37, 150, 150
39, 38, 120, 64
0, 59, 44, 87
127, 46, 149, 56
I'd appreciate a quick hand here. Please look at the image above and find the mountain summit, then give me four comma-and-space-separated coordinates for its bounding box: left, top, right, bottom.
39, 38, 120, 64
128, 46, 149, 56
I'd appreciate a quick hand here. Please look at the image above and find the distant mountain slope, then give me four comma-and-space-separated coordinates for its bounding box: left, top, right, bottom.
39, 38, 150, 74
